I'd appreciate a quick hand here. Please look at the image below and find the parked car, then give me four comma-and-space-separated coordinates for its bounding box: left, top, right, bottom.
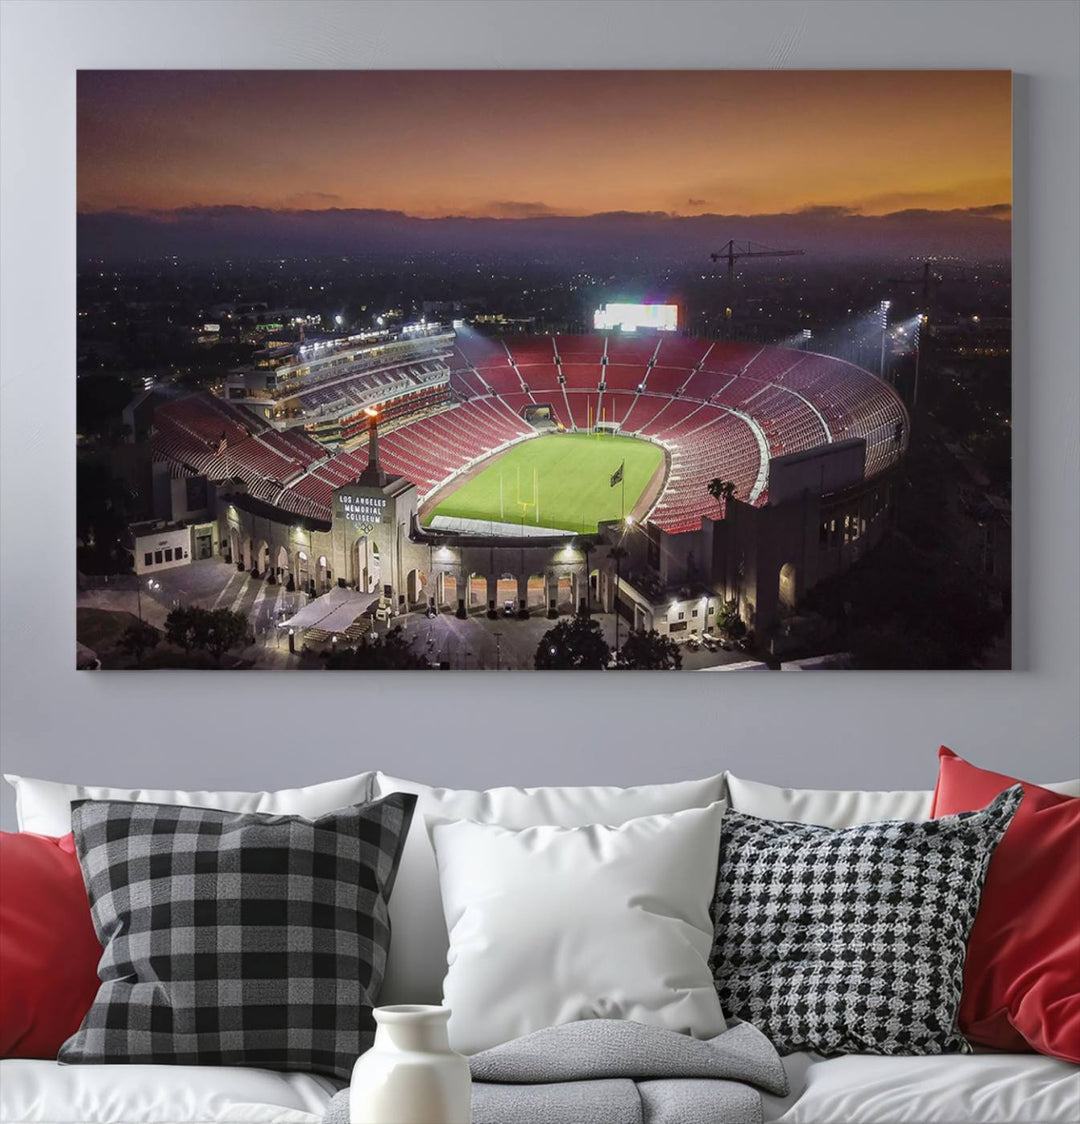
686, 638, 700, 651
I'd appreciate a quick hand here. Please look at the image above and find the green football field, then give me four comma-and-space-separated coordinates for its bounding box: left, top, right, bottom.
425, 433, 664, 533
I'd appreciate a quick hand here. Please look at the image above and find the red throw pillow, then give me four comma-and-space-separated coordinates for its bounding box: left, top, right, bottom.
932, 747, 1080, 1062
0, 832, 102, 1057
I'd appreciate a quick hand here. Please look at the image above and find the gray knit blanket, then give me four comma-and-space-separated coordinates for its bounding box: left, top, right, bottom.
324, 1018, 788, 1124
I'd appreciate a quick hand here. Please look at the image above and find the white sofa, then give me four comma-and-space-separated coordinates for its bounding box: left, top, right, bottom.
4, 1046, 1079, 1123
2, 770, 1078, 1124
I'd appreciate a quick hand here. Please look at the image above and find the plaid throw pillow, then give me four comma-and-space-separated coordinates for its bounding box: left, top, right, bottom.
710, 785, 1023, 1057
59, 793, 415, 1079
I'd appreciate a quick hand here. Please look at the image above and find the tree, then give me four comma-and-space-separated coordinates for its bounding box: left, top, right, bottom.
199, 608, 253, 664
616, 628, 682, 670
164, 605, 251, 664
714, 598, 747, 639
707, 478, 737, 519
164, 606, 198, 651
118, 620, 160, 664
535, 615, 612, 670
324, 626, 431, 670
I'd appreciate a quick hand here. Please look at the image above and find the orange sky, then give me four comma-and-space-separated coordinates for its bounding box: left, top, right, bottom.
77, 71, 1011, 218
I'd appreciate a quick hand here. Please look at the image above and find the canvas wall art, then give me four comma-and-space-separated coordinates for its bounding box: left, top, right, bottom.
76, 70, 1012, 670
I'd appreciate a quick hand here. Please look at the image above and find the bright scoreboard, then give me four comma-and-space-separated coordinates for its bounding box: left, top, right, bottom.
593, 303, 678, 333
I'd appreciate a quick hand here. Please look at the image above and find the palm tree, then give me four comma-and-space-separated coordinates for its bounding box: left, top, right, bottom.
708, 478, 737, 519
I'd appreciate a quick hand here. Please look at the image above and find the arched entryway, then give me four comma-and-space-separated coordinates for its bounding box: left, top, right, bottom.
407, 568, 425, 605
276, 545, 290, 583
351, 537, 381, 594
254, 541, 269, 575
778, 562, 797, 612
295, 550, 311, 592
317, 555, 329, 593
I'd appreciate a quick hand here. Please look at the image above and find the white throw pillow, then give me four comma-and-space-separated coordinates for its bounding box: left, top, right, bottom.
723, 771, 1080, 828
373, 772, 725, 1005
3, 772, 375, 836
430, 802, 728, 1055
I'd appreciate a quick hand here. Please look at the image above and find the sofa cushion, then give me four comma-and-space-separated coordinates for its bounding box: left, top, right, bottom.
0, 832, 101, 1058
431, 802, 727, 1054
932, 747, 1080, 1062
372, 771, 725, 1004
3, 1052, 1076, 1124
722, 774, 933, 826
4, 772, 376, 836
762, 1050, 1080, 1123
0, 1058, 339, 1124
59, 795, 414, 1081
711, 787, 1023, 1056
723, 771, 1080, 828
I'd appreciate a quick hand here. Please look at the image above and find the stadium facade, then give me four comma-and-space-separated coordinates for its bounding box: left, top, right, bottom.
142, 326, 909, 639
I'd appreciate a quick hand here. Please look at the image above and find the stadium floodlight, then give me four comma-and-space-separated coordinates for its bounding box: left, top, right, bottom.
625, 515, 634, 526
334, 314, 344, 326
802, 328, 812, 339
878, 300, 891, 379
912, 312, 929, 408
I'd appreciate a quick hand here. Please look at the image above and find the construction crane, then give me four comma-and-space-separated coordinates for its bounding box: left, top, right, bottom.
710, 240, 805, 282
887, 259, 972, 305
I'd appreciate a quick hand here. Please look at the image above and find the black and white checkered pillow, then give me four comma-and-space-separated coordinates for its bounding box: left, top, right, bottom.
710, 785, 1022, 1057
59, 793, 415, 1080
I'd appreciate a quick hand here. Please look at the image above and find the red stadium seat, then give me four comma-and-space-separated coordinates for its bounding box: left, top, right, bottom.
150, 338, 906, 529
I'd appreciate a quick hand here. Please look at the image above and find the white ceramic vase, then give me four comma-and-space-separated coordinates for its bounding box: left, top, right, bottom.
350, 1005, 471, 1124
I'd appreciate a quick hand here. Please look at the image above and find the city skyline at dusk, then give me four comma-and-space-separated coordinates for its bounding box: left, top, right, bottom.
78, 70, 1012, 221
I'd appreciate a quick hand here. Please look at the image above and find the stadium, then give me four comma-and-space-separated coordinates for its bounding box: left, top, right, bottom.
144, 316, 909, 641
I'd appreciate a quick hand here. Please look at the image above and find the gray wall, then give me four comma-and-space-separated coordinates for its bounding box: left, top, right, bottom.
2, 0, 1078, 829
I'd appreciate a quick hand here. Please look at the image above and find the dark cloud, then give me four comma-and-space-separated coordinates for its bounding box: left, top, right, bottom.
487, 200, 558, 218
795, 204, 859, 218
964, 203, 1012, 218
77, 203, 1011, 264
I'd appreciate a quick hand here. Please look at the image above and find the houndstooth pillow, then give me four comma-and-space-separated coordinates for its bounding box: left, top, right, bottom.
710, 785, 1022, 1057
59, 793, 415, 1080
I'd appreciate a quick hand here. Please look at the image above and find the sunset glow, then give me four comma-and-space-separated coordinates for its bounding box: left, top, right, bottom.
77, 70, 1011, 219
